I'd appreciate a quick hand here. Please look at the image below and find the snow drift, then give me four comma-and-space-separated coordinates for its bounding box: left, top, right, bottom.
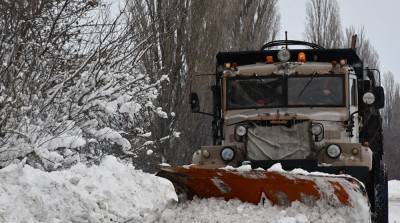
0, 156, 397, 223
389, 180, 400, 223
0, 156, 176, 223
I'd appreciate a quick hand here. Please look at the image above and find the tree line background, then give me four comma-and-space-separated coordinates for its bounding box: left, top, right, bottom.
0, 0, 399, 178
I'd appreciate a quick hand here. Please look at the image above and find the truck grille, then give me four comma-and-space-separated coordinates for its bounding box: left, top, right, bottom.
246, 121, 312, 160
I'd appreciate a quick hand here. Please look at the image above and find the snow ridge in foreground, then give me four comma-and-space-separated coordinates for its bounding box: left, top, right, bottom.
0, 156, 176, 223
0, 156, 394, 223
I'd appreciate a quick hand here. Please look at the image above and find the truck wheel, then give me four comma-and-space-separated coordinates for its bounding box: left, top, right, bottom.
374, 161, 388, 223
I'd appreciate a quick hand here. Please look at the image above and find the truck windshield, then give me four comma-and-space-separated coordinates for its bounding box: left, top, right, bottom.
288, 75, 344, 106
226, 75, 344, 109
227, 77, 284, 109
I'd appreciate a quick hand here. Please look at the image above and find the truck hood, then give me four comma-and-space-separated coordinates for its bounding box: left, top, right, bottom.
224, 107, 349, 125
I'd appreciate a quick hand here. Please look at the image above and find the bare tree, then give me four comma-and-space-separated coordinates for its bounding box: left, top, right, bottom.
304, 0, 343, 48
305, 1, 379, 67
382, 71, 399, 128
382, 71, 400, 179
392, 87, 400, 128
344, 26, 380, 69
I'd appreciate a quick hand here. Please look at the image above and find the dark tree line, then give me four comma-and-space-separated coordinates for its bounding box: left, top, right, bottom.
382, 72, 400, 179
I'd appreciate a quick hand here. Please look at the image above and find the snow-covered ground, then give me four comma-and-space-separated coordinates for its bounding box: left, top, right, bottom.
0, 156, 399, 223
390, 180, 400, 223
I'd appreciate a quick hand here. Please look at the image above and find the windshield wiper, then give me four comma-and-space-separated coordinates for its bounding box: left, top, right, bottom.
297, 72, 317, 98
254, 74, 271, 88
254, 74, 282, 89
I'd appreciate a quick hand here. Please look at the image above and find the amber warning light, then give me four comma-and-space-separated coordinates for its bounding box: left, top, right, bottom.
297, 52, 306, 62
265, 56, 274, 64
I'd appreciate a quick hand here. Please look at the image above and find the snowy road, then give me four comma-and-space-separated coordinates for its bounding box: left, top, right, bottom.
390, 198, 400, 223
390, 180, 400, 223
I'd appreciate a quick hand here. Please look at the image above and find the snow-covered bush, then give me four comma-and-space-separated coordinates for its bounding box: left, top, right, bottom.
0, 0, 171, 170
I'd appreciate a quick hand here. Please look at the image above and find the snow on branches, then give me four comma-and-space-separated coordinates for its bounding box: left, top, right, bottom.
0, 0, 172, 170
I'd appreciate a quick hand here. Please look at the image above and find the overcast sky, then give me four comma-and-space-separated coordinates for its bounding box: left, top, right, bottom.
279, 0, 400, 82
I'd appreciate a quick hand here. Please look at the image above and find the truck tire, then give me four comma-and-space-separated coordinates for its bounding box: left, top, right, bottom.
374, 161, 388, 223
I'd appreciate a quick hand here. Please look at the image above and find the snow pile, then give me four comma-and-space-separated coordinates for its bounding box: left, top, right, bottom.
389, 180, 400, 223
2, 157, 398, 223
389, 180, 400, 200
0, 156, 176, 223
153, 198, 366, 223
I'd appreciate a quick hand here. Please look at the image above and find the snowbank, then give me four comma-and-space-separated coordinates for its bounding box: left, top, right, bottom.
1, 157, 399, 223
0, 156, 176, 223
389, 180, 400, 200
389, 180, 400, 223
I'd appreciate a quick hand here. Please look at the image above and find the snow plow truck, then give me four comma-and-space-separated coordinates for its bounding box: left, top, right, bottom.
157, 40, 388, 223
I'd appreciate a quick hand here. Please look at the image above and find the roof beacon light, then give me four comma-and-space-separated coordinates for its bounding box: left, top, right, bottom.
298, 52, 306, 62
266, 56, 274, 64
277, 49, 291, 62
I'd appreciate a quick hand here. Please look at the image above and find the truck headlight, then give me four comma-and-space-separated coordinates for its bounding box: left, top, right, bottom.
362, 92, 375, 105
326, 144, 341, 159
220, 147, 235, 161
235, 125, 247, 137
311, 124, 323, 135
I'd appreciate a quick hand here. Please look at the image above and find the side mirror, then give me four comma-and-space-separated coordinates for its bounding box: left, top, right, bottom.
189, 92, 200, 113
374, 86, 385, 109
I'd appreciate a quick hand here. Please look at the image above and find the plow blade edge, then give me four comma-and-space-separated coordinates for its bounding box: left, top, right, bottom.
157, 165, 368, 207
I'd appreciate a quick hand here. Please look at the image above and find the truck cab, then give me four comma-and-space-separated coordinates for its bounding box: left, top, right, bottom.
219, 59, 372, 168
191, 41, 382, 170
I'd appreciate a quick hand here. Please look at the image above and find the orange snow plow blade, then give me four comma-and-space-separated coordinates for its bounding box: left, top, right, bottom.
157, 165, 367, 207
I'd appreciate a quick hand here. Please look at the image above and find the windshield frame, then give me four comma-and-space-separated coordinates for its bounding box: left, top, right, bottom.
225, 74, 346, 110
